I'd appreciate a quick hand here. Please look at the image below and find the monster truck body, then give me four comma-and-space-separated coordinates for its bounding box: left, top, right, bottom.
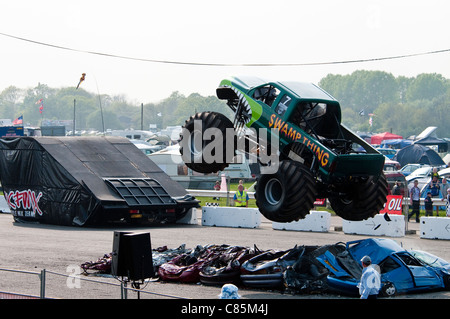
181, 76, 388, 222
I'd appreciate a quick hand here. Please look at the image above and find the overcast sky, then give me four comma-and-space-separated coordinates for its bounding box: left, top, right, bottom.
0, 0, 448, 104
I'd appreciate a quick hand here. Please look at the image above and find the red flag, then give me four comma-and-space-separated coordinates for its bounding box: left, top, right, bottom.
36, 99, 44, 114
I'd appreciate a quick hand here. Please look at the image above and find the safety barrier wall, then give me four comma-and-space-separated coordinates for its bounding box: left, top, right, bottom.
420, 217, 450, 240
3, 189, 449, 239
342, 214, 406, 237
201, 206, 261, 228
191, 191, 449, 239
272, 211, 331, 232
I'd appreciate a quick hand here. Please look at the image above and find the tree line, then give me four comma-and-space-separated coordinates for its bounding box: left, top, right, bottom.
0, 70, 448, 138
318, 71, 450, 138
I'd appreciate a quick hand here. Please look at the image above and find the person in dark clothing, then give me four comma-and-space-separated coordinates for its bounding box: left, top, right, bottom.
408, 180, 421, 222
392, 181, 401, 195
424, 192, 433, 216
428, 176, 441, 216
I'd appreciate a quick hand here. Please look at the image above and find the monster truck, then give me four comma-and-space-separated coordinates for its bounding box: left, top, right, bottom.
180, 76, 388, 222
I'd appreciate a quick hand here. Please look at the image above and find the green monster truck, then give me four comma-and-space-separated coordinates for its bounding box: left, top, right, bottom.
180, 76, 388, 222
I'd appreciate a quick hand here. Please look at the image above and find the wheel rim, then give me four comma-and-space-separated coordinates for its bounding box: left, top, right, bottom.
265, 178, 283, 206
384, 283, 396, 296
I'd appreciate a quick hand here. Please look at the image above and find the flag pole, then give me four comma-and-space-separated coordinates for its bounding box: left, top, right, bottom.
73, 99, 76, 136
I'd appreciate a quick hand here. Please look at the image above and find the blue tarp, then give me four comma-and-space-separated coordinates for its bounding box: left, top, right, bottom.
380, 139, 412, 149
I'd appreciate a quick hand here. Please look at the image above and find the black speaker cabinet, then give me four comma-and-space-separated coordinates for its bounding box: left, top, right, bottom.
111, 231, 154, 281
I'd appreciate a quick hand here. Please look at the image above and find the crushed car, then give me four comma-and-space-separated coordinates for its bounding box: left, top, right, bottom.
199, 246, 255, 286
240, 245, 330, 292
81, 238, 450, 297
157, 244, 242, 283
317, 238, 450, 296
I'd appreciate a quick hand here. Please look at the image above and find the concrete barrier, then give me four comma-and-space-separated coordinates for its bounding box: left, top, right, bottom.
272, 211, 331, 232
420, 217, 450, 240
201, 206, 261, 228
176, 208, 198, 225
342, 214, 405, 237
0, 196, 10, 213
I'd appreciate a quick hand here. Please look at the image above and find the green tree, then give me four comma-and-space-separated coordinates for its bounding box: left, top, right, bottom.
0, 86, 24, 119
406, 73, 448, 102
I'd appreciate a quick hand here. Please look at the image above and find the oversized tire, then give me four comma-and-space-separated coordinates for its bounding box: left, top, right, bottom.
180, 112, 235, 174
328, 173, 388, 221
255, 161, 317, 222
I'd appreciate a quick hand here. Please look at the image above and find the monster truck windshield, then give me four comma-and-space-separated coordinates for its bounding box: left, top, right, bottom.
253, 85, 280, 106
302, 102, 327, 120
292, 102, 329, 133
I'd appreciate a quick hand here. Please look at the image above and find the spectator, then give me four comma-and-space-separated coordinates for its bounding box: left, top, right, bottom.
441, 178, 449, 199
392, 181, 401, 195
425, 192, 433, 216
408, 180, 421, 222
233, 184, 249, 207
213, 181, 220, 200
431, 167, 440, 180
446, 188, 450, 217
358, 256, 381, 299
428, 176, 440, 216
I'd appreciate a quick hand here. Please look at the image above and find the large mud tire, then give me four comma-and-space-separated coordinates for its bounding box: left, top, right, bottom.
255, 161, 317, 222
328, 173, 388, 221
180, 112, 235, 174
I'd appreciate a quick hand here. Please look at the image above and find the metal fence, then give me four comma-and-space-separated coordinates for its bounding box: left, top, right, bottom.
0, 267, 187, 299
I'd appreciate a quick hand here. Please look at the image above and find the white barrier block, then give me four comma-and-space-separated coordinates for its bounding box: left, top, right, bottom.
201, 206, 261, 228
272, 211, 331, 232
420, 217, 450, 240
343, 214, 405, 237
0, 196, 10, 213
176, 208, 198, 225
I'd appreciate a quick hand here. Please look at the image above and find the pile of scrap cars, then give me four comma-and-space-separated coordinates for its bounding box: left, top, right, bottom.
82, 238, 450, 297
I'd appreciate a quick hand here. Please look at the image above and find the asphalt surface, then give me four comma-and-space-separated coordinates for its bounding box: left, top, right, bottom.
0, 212, 449, 300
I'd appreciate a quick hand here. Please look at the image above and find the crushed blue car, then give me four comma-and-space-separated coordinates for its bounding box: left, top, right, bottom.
317, 238, 450, 296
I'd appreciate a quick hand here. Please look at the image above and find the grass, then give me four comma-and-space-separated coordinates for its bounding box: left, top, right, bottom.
197, 181, 258, 208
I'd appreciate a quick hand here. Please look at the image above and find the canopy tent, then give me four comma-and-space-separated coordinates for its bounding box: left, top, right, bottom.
371, 132, 403, 145
393, 144, 445, 167
413, 136, 449, 152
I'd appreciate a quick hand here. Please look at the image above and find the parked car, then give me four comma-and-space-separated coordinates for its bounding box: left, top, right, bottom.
399, 164, 426, 177
406, 165, 447, 184
406, 166, 433, 183
377, 148, 397, 159
316, 238, 450, 296
438, 167, 450, 179
383, 157, 401, 172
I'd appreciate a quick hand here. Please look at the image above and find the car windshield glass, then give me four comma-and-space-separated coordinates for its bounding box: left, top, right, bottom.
409, 167, 431, 178
409, 250, 450, 268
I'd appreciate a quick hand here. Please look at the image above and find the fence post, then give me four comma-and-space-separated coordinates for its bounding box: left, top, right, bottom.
39, 269, 46, 299
121, 281, 128, 299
